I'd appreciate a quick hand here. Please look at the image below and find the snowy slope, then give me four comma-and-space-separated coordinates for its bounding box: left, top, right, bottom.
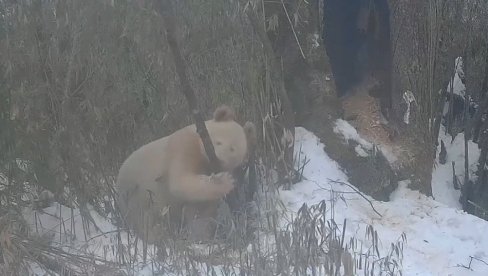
24, 203, 156, 275
281, 126, 488, 276
26, 125, 488, 275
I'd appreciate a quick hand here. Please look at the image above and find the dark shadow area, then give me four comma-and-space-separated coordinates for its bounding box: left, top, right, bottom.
258, 0, 399, 200
323, 0, 393, 119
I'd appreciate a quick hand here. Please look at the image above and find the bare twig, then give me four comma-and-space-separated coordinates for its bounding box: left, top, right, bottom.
280, 0, 305, 59
471, 256, 488, 266
313, 183, 366, 195
327, 178, 383, 218
85, 228, 128, 243
452, 161, 460, 190
458, 255, 488, 270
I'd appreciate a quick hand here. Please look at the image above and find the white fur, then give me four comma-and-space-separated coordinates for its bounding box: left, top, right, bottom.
116, 109, 252, 243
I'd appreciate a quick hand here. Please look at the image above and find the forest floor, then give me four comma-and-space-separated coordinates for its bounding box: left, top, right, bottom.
24, 68, 488, 276
26, 126, 488, 276
282, 127, 488, 276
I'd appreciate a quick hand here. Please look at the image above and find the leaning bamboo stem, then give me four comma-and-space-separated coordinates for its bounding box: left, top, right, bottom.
154, 0, 220, 172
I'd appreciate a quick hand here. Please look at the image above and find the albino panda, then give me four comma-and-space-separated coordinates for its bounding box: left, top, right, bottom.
115, 105, 256, 243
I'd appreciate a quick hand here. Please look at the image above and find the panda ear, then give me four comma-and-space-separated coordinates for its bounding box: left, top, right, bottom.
244, 121, 257, 148
213, 105, 235, 122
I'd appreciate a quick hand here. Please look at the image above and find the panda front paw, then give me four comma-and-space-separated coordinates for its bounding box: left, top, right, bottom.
212, 172, 235, 197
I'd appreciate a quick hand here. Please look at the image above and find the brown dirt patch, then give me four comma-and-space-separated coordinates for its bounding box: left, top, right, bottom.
341, 78, 415, 170
297, 71, 399, 201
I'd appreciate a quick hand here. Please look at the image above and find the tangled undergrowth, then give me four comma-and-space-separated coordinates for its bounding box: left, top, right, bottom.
0, 157, 405, 276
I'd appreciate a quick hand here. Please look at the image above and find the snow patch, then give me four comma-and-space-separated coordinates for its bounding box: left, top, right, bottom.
281, 127, 488, 276
333, 119, 398, 164
432, 125, 480, 209
355, 144, 369, 157
402, 90, 416, 124
447, 57, 466, 97
334, 119, 373, 150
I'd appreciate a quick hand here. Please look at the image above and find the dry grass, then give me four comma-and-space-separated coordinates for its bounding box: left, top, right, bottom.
1, 156, 406, 276
1, 198, 406, 275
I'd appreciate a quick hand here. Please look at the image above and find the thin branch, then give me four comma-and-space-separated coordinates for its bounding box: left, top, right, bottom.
457, 255, 488, 270
280, 0, 305, 59
85, 228, 128, 243
327, 178, 383, 218
470, 256, 488, 267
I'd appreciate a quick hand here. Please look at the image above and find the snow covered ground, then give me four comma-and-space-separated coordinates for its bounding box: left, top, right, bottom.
333, 118, 398, 164
27, 125, 488, 275
282, 126, 488, 276
432, 125, 480, 209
